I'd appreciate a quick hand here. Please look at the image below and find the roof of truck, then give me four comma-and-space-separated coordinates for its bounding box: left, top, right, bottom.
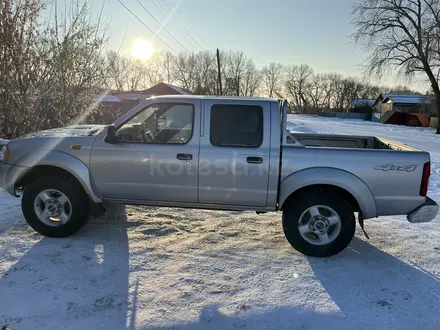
147, 94, 280, 102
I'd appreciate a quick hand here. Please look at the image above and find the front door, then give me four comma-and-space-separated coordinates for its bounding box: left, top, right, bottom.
90, 101, 200, 203
198, 101, 271, 207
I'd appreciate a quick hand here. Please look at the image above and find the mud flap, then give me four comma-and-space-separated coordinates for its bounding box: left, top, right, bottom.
90, 202, 106, 218
358, 212, 369, 239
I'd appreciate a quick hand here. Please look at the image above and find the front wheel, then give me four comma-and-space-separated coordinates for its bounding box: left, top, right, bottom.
282, 191, 356, 257
22, 177, 90, 237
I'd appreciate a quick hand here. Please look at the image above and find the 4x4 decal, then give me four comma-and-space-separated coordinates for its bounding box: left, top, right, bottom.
375, 164, 417, 172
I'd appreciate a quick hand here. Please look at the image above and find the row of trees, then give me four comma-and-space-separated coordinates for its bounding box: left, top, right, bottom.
105, 50, 418, 112
104, 50, 265, 97
1, 0, 438, 138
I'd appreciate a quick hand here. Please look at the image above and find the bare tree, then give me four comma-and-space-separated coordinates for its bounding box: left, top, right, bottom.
319, 73, 338, 109
104, 50, 129, 91
162, 51, 174, 84
285, 64, 313, 112
172, 52, 198, 91
359, 83, 381, 99
0, 0, 108, 137
39, 0, 108, 128
331, 76, 364, 110
217, 49, 231, 95
143, 53, 165, 88
0, 0, 45, 137
261, 62, 283, 97
216, 51, 261, 96
307, 74, 326, 110
227, 51, 248, 95
193, 51, 217, 95
352, 0, 440, 133
241, 60, 261, 97
127, 59, 145, 91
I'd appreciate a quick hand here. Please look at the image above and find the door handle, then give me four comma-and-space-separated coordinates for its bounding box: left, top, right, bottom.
246, 156, 263, 164
177, 153, 193, 161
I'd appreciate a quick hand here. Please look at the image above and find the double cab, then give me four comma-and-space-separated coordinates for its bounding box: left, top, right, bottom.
0, 96, 438, 257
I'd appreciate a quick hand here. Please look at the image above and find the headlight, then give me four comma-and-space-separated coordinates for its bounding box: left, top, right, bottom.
0, 146, 8, 163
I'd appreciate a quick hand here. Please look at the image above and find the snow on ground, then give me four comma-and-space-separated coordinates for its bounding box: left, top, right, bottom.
1, 116, 440, 330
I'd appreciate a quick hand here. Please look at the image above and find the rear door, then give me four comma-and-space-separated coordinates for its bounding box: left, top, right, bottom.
198, 100, 271, 207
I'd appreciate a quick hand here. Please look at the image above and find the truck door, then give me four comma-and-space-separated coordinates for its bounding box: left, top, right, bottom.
198, 100, 271, 207
90, 100, 200, 203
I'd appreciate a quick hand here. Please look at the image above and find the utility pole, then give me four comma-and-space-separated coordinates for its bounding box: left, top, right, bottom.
216, 49, 223, 96
236, 76, 240, 96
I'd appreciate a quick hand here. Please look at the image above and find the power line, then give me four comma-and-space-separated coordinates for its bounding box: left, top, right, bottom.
184, 21, 212, 50
117, 28, 128, 54
150, 0, 201, 51
160, 0, 207, 51
136, 0, 190, 52
116, 0, 178, 54
164, 1, 212, 50
151, 0, 206, 52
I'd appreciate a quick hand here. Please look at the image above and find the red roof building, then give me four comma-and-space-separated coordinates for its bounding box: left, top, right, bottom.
96, 83, 192, 124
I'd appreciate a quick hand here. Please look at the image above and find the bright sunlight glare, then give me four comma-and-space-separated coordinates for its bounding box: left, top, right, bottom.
131, 40, 154, 60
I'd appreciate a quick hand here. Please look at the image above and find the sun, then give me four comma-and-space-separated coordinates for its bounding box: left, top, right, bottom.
131, 40, 154, 60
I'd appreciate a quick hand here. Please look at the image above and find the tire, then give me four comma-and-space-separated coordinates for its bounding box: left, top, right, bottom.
282, 190, 355, 257
22, 176, 90, 237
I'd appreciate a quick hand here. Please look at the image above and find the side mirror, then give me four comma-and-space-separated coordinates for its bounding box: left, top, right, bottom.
106, 125, 118, 144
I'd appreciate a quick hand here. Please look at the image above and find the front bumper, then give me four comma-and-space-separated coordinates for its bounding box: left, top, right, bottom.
0, 164, 28, 197
407, 197, 439, 223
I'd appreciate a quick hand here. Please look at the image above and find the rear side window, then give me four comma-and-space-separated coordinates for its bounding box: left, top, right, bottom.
210, 104, 263, 147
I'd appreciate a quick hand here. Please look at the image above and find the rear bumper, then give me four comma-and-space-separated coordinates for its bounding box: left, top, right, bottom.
407, 197, 439, 223
0, 164, 28, 197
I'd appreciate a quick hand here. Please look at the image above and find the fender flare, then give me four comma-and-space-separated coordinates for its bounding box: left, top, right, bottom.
14, 150, 102, 203
278, 167, 377, 219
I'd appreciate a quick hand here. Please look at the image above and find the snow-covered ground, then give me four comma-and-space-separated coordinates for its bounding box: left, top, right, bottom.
1, 116, 440, 330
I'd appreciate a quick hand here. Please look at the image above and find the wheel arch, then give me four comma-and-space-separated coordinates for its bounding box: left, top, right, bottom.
279, 167, 377, 219
18, 165, 83, 191
14, 151, 102, 203
283, 184, 361, 213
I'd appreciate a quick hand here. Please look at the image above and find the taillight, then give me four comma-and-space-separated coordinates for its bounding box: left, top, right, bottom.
420, 162, 431, 196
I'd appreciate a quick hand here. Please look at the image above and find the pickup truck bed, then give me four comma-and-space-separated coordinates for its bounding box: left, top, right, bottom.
289, 133, 420, 151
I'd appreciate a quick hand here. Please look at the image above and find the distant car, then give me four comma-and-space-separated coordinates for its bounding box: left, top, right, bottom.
0, 96, 438, 257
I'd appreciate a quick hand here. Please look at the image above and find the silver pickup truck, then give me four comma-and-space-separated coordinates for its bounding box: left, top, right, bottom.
0, 96, 438, 257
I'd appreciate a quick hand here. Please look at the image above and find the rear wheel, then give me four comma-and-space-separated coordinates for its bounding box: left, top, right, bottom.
282, 191, 356, 257
22, 177, 90, 237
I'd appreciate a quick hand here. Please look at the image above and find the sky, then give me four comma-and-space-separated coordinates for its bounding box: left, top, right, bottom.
61, 0, 428, 90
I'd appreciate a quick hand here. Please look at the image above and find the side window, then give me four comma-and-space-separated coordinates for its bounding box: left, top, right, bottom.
116, 103, 194, 144
210, 104, 263, 147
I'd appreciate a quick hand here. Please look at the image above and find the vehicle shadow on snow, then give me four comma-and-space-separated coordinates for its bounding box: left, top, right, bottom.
0, 204, 132, 330
0, 194, 23, 235
307, 236, 440, 328
144, 303, 352, 330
